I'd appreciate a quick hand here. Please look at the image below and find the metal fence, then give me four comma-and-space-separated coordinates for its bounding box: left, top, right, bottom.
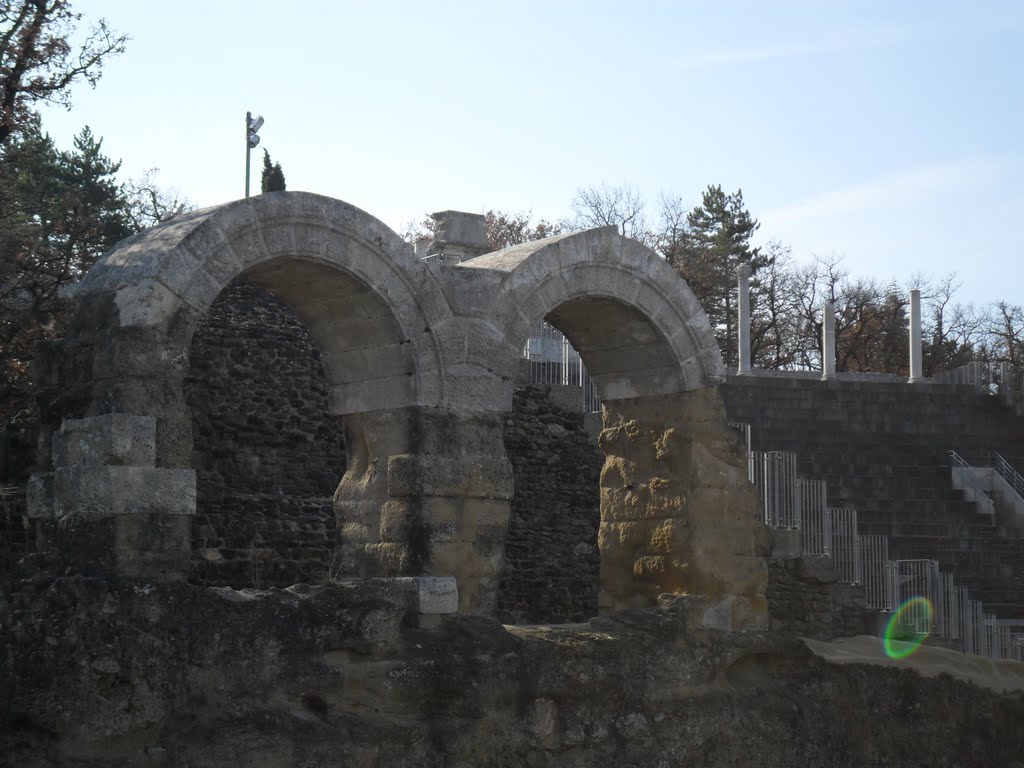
992, 451, 1024, 504
739, 424, 1022, 661
798, 479, 830, 556
933, 360, 1023, 408
522, 322, 601, 412
935, 571, 960, 639
749, 451, 800, 528
887, 559, 940, 635
830, 508, 862, 584
861, 535, 892, 610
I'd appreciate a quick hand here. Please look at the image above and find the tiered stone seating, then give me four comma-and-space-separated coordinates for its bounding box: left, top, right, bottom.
722, 375, 1024, 618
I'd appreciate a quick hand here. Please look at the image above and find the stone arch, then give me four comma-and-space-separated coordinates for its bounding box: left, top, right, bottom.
40, 192, 452, 583
75, 191, 449, 423
463, 226, 724, 403
464, 229, 767, 629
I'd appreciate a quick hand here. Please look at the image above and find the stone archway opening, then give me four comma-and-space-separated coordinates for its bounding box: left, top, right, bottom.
552, 295, 765, 623
469, 227, 769, 629
184, 281, 346, 588
181, 251, 424, 590
495, 292, 712, 625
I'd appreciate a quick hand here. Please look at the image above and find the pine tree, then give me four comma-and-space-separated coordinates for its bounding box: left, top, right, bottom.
0, 122, 131, 416
666, 185, 768, 367
260, 150, 286, 193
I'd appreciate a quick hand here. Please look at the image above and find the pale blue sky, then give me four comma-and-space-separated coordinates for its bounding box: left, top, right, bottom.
39, 1, 1024, 307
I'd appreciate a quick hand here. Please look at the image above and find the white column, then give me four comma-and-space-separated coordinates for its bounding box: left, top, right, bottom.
736, 264, 752, 375
909, 289, 923, 383
821, 302, 836, 380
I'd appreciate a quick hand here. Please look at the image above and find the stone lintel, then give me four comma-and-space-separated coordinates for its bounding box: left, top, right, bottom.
52, 414, 157, 468
53, 466, 196, 517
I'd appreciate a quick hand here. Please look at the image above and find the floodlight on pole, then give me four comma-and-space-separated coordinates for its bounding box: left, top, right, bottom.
244, 111, 264, 198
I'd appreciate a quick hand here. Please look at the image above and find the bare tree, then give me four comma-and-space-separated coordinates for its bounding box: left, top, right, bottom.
484, 209, 562, 251
567, 182, 656, 247
0, 0, 128, 145
986, 301, 1024, 368
122, 167, 193, 230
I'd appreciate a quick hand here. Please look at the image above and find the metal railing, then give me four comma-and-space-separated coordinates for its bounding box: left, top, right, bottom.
861, 535, 892, 610
522, 322, 601, 412
749, 451, 799, 528
948, 451, 996, 517
936, 571, 960, 639
887, 559, 940, 635
741, 423, 1022, 660
798, 479, 830, 556
830, 508, 862, 584
933, 360, 1023, 408
992, 451, 1024, 504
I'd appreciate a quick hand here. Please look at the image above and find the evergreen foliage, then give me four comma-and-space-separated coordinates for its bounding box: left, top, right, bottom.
665, 185, 768, 366
261, 150, 286, 193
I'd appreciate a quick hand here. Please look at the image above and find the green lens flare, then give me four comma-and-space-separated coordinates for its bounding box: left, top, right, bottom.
883, 596, 934, 659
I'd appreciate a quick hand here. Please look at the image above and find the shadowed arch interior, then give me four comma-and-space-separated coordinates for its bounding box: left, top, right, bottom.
545, 296, 679, 403
237, 257, 416, 415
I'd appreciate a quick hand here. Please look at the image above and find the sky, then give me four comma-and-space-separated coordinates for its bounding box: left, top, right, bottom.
37, 0, 1024, 308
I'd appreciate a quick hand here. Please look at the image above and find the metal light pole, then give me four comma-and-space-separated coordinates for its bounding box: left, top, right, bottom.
244, 111, 264, 198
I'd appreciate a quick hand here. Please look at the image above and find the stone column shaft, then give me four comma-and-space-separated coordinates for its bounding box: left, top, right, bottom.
909, 289, 923, 383
821, 302, 836, 380
736, 264, 752, 376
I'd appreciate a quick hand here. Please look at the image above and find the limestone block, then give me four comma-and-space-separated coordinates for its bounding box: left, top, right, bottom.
112, 280, 185, 328
329, 376, 416, 415
26, 472, 54, 519
441, 365, 513, 413
52, 414, 157, 468
53, 466, 195, 517
390, 576, 459, 615
433, 265, 505, 318
428, 211, 489, 257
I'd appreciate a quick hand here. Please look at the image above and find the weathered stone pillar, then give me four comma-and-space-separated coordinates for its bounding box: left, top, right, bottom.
736, 264, 752, 376
596, 389, 768, 630
28, 414, 195, 579
334, 407, 513, 613
821, 301, 836, 380
909, 289, 923, 383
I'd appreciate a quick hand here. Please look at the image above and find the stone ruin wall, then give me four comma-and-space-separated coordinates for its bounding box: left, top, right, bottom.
496, 384, 602, 624
181, 282, 605, 622
1, 278, 878, 637
3, 279, 870, 635
178, 282, 864, 635
184, 282, 345, 588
